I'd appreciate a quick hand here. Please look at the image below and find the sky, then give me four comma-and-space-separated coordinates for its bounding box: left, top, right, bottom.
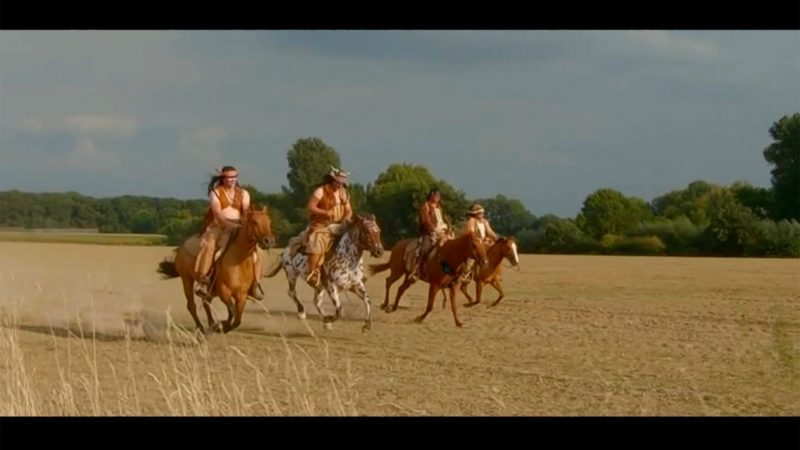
0, 30, 798, 217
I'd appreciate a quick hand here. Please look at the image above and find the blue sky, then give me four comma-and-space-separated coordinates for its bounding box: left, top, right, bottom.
1, 31, 797, 217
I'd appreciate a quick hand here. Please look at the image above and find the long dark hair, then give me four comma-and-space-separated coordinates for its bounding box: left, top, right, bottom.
207, 165, 238, 195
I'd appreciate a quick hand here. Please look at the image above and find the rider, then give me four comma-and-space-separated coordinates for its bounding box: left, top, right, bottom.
194, 165, 264, 300
410, 187, 451, 282
459, 203, 498, 282
304, 166, 353, 287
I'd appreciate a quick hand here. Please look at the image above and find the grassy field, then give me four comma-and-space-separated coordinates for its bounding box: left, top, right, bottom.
0, 231, 167, 246
0, 241, 798, 415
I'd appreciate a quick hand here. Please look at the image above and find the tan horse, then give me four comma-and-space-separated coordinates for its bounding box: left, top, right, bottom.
446, 236, 520, 308
368, 233, 488, 327
157, 207, 275, 333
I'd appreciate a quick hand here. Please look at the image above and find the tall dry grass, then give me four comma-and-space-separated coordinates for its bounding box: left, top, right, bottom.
0, 301, 360, 416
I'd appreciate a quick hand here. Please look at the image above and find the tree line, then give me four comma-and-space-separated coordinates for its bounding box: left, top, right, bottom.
1, 114, 797, 257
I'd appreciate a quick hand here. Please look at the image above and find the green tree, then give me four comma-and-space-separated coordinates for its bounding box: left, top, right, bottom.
577, 188, 653, 239
474, 194, 535, 237
652, 180, 718, 225
763, 113, 800, 221
130, 209, 158, 234
704, 190, 758, 255
283, 137, 342, 220
746, 219, 800, 257
729, 181, 775, 220
542, 218, 596, 253
366, 163, 469, 246
348, 182, 369, 216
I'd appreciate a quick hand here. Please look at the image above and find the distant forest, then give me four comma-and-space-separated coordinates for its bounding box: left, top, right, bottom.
1, 114, 798, 257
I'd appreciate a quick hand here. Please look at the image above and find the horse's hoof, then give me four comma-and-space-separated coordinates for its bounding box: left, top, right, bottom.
464, 302, 477, 308
489, 302, 500, 308
298, 312, 307, 320
414, 316, 424, 324
455, 321, 464, 328
323, 322, 333, 331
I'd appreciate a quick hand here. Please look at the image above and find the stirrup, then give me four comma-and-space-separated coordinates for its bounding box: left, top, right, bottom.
306, 270, 321, 287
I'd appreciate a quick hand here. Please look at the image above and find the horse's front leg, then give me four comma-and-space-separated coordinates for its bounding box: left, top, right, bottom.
181, 276, 204, 331
448, 282, 463, 328
349, 282, 372, 333
227, 291, 248, 332
326, 282, 343, 322
312, 286, 334, 330
287, 274, 306, 320
217, 291, 236, 333
489, 279, 505, 307
415, 283, 439, 324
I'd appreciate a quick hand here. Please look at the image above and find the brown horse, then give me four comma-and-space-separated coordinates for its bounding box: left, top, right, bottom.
157, 207, 275, 333
368, 233, 488, 327
446, 236, 520, 308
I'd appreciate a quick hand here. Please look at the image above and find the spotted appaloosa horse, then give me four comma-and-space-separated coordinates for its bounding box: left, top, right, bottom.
264, 213, 384, 332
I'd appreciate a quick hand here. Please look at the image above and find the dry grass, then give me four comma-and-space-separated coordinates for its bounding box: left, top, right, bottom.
0, 302, 358, 416
1, 241, 798, 416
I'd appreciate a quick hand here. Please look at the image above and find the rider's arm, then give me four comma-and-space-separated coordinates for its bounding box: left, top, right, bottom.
307, 187, 330, 217
464, 217, 476, 236
241, 189, 251, 212
419, 203, 433, 233
485, 220, 499, 240
342, 190, 353, 222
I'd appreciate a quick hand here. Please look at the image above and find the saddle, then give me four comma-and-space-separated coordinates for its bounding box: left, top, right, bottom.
288, 227, 347, 265
404, 240, 446, 282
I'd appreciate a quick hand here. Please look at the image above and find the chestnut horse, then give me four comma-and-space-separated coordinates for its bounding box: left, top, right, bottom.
157, 207, 275, 333
368, 233, 488, 327
447, 236, 520, 308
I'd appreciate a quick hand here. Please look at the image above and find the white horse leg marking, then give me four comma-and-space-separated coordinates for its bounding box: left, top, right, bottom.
326, 282, 343, 322
350, 282, 371, 332
312, 286, 329, 323
281, 250, 307, 320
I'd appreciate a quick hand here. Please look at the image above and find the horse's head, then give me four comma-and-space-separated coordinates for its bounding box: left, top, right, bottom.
352, 213, 384, 258
498, 236, 519, 266
468, 234, 489, 268
245, 207, 276, 249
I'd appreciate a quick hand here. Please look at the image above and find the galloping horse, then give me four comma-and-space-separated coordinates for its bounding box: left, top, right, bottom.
157, 207, 275, 333
264, 213, 384, 332
368, 232, 488, 327
447, 236, 520, 308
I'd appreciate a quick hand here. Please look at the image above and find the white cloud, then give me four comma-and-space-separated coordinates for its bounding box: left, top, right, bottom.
15, 116, 46, 134
622, 31, 719, 60
179, 126, 225, 168
65, 114, 137, 137
49, 136, 120, 170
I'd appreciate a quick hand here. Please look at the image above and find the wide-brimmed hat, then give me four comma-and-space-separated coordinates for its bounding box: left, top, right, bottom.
329, 166, 350, 185
468, 203, 485, 215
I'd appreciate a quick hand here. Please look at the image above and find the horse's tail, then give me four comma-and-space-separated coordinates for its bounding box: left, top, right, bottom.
263, 257, 284, 278
367, 261, 391, 276
157, 257, 180, 279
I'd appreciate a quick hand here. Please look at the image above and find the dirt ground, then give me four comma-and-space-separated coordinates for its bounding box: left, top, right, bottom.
1, 241, 798, 415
